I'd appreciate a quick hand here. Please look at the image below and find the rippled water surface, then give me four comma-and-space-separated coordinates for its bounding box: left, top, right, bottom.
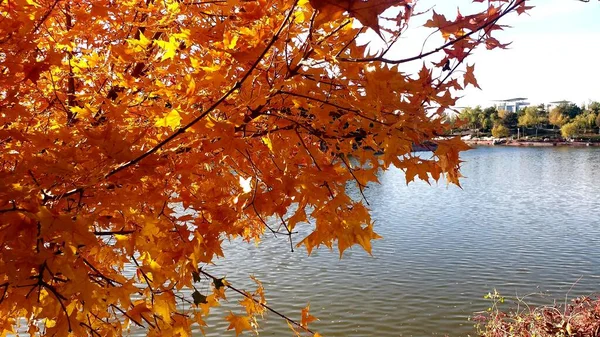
160, 147, 600, 336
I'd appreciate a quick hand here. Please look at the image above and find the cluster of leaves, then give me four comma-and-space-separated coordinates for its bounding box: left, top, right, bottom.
1, 0, 529, 336
474, 291, 600, 337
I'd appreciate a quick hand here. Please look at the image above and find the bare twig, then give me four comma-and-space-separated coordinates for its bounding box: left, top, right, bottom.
92, 230, 136, 236
199, 269, 316, 335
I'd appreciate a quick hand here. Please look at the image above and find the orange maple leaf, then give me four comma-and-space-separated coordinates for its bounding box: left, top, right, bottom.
309, 0, 409, 36
301, 303, 318, 328
463, 64, 481, 89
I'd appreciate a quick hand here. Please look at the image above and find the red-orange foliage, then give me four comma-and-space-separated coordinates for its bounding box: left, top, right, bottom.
475, 293, 600, 337
0, 0, 528, 335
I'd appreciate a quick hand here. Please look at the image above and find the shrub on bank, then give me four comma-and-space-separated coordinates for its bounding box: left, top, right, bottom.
473, 290, 600, 337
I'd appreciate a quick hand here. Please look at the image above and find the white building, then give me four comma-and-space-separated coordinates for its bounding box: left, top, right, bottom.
492, 98, 529, 113
547, 100, 572, 109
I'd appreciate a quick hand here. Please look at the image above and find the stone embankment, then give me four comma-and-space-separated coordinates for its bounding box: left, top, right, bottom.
464, 139, 600, 148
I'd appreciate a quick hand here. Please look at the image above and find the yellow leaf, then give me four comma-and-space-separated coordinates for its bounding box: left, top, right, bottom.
70, 105, 92, 117
224, 33, 239, 50
127, 32, 152, 48
155, 109, 182, 130
167, 1, 180, 13
156, 36, 178, 61
43, 319, 56, 328
205, 114, 217, 128
200, 64, 220, 73
225, 312, 252, 336
155, 291, 176, 323
261, 136, 273, 152
185, 75, 196, 96
26, 0, 42, 7
294, 10, 306, 23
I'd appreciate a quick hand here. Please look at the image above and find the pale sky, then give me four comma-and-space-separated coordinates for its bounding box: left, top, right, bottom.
361, 0, 600, 108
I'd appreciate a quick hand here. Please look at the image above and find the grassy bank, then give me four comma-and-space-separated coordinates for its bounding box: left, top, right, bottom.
473, 291, 600, 337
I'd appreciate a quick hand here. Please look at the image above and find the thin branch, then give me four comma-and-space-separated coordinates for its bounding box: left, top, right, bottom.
295, 129, 321, 171
31, 0, 61, 36
0, 201, 26, 214
82, 259, 122, 287
132, 256, 155, 301
92, 230, 136, 236
294, 129, 335, 198
338, 155, 369, 205
79, 322, 102, 337
110, 304, 147, 328
0, 283, 8, 305
248, 173, 279, 236
64, 3, 76, 124
278, 215, 295, 252
338, 0, 526, 64
42, 282, 72, 332
199, 269, 316, 335
279, 90, 359, 113
278, 90, 390, 126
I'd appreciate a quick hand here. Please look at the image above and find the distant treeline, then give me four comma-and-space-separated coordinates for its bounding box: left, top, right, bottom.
445, 102, 600, 139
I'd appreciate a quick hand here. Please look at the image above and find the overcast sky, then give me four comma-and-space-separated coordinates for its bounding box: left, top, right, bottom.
363, 0, 600, 108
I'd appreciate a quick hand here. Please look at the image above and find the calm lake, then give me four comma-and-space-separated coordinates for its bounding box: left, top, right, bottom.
166, 146, 600, 336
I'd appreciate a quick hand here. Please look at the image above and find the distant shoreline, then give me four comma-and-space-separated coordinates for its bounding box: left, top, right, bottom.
464, 139, 600, 148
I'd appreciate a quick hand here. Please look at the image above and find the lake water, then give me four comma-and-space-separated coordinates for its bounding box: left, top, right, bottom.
155, 146, 600, 336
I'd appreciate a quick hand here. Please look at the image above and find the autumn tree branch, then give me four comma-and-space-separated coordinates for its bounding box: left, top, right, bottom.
0, 201, 26, 214
82, 259, 122, 287
64, 3, 76, 124
338, 0, 526, 64
338, 155, 370, 205
104, 0, 300, 180
0, 283, 8, 305
199, 269, 316, 335
92, 230, 136, 236
110, 304, 148, 329
31, 0, 62, 37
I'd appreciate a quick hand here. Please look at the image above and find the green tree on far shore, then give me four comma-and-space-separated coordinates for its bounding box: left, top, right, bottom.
459, 106, 483, 135
498, 109, 518, 129
549, 107, 569, 130
588, 101, 600, 114
585, 101, 600, 133
561, 122, 579, 139
492, 124, 509, 138
561, 112, 597, 138
555, 102, 583, 119
518, 106, 547, 137
575, 111, 598, 134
